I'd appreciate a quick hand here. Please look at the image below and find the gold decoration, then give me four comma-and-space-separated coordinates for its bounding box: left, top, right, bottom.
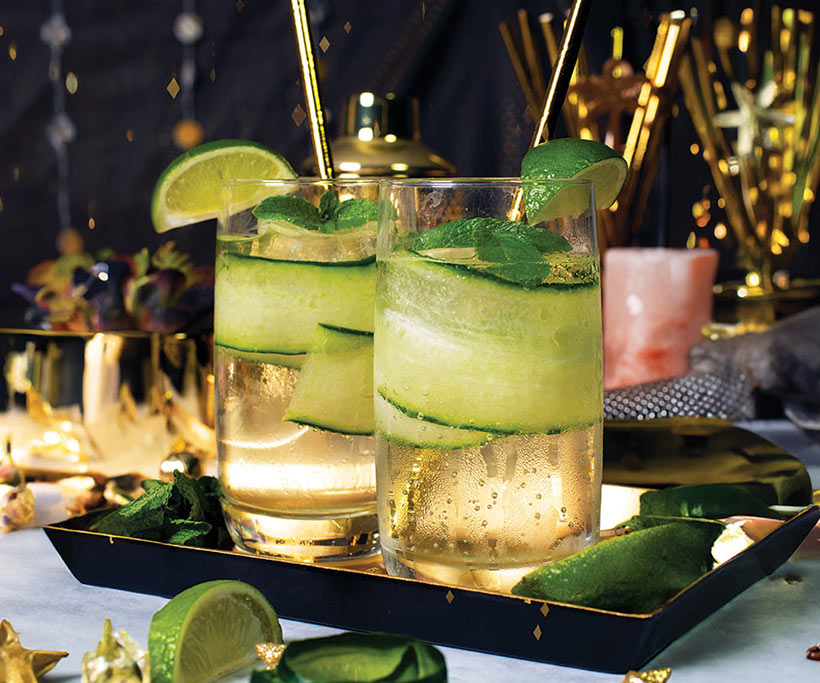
532, 624, 542, 641
501, 10, 692, 249
256, 642, 286, 670
166, 77, 180, 100
622, 669, 672, 683
445, 589, 454, 604
0, 620, 68, 682
172, 119, 204, 150
679, 6, 819, 292
539, 603, 550, 617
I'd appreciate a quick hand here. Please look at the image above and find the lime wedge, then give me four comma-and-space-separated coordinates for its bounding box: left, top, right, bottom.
151, 139, 296, 233
520, 138, 627, 223
148, 579, 282, 683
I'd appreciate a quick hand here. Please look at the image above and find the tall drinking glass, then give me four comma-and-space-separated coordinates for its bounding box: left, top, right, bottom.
375, 178, 602, 591
216, 178, 379, 560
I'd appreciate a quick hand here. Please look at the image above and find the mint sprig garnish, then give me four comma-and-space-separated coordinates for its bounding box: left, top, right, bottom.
411, 217, 572, 288
253, 190, 377, 233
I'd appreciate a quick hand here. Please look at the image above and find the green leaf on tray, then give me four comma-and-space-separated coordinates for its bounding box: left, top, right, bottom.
253, 190, 378, 234
250, 632, 447, 683
89, 472, 233, 549
617, 514, 726, 534
511, 521, 723, 614
411, 217, 572, 288
639, 483, 782, 520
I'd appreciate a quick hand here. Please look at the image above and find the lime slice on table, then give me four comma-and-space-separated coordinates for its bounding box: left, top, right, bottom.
151, 139, 297, 232
148, 579, 282, 683
520, 138, 627, 223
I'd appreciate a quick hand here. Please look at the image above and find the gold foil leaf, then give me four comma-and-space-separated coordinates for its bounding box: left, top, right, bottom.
0, 620, 68, 682
623, 668, 672, 682
256, 642, 286, 670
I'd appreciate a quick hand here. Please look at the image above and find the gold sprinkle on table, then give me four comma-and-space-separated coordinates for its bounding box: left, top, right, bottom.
622, 668, 672, 682
256, 642, 286, 670
445, 590, 454, 604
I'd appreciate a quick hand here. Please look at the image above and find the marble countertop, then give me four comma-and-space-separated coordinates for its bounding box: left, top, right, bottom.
2, 420, 819, 682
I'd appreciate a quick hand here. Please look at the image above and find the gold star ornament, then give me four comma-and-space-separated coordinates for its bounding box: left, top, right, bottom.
0, 620, 68, 682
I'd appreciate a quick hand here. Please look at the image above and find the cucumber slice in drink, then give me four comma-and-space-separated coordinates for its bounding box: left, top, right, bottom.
284, 325, 374, 435
215, 343, 305, 369
215, 253, 375, 354
375, 393, 494, 449
375, 254, 602, 434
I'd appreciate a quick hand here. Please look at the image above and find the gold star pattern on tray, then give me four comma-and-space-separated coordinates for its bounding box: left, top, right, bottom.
0, 620, 68, 683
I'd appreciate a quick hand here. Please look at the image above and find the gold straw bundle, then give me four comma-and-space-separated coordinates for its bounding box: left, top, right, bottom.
500, 10, 692, 250
679, 6, 819, 291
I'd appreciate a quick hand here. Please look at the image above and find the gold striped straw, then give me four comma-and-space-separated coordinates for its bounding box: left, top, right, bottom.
511, 0, 594, 220
290, 0, 334, 179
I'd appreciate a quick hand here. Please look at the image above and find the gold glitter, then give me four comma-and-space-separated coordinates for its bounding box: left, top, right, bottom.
622, 668, 672, 682
344, 21, 352, 34
9, 41, 17, 60
88, 217, 95, 229
256, 642, 286, 670
445, 590, 454, 604
166, 77, 180, 99
125, 128, 134, 142
209, 66, 216, 82
291, 104, 306, 127
539, 603, 550, 617
65, 72, 78, 94
319, 36, 330, 53
532, 624, 542, 640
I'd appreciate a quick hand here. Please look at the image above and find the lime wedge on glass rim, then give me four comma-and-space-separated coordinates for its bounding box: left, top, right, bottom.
150, 139, 297, 232
148, 579, 282, 683
520, 138, 627, 223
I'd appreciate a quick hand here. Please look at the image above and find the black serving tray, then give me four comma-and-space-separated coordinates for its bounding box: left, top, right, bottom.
43, 505, 818, 674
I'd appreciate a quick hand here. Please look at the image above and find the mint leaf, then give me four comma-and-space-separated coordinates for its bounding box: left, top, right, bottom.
318, 189, 340, 222
334, 198, 379, 230
411, 217, 572, 288
253, 195, 323, 230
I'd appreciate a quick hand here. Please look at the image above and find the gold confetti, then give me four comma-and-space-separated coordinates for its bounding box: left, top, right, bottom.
65, 71, 78, 94
166, 77, 180, 99
445, 590, 454, 604
0, 26, 4, 36
0, 620, 68, 680
539, 603, 550, 617
125, 128, 134, 142
13, 168, 19, 182
88, 217, 95, 229
344, 21, 352, 34
172, 119, 204, 150
291, 104, 306, 127
319, 36, 330, 53
9, 41, 17, 60
532, 624, 542, 641
256, 642, 286, 670
209, 66, 216, 82
622, 668, 672, 682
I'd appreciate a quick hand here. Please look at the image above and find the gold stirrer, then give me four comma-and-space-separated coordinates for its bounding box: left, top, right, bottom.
511, 0, 595, 219
290, 0, 334, 179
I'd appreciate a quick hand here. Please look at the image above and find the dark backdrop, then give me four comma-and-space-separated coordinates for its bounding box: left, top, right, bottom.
1, 0, 818, 324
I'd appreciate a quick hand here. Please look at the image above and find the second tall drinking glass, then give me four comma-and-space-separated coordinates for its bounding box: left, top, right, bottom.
216, 178, 379, 560
374, 178, 603, 592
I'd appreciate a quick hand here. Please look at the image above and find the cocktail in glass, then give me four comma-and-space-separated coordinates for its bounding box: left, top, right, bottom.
216, 178, 379, 560
374, 178, 602, 591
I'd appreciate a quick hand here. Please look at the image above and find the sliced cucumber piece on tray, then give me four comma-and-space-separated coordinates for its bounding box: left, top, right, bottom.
374, 254, 602, 434
284, 324, 374, 435
215, 252, 375, 354
375, 393, 494, 449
